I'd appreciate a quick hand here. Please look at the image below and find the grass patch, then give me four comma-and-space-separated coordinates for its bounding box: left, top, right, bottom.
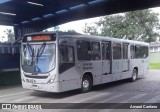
149, 63, 160, 70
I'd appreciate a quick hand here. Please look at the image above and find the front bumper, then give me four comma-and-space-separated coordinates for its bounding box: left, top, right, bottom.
22, 81, 61, 93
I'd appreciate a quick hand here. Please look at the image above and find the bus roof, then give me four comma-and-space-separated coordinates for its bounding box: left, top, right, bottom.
72, 35, 149, 46
24, 31, 149, 46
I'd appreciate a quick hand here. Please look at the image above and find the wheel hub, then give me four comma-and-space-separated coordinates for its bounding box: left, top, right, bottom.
133, 70, 137, 80
83, 80, 89, 89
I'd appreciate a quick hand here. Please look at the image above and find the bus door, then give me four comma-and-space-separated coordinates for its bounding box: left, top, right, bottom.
112, 43, 123, 80
102, 42, 111, 75
122, 43, 129, 72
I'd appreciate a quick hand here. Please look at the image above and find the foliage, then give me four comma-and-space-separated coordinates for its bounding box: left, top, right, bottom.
149, 63, 160, 69
66, 29, 76, 33
84, 9, 160, 43
44, 26, 60, 32
82, 23, 98, 35
4, 29, 15, 42
52, 26, 60, 31
0, 36, 5, 42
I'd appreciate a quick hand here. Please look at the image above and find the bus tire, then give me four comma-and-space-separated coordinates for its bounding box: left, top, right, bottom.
81, 75, 92, 93
130, 68, 138, 82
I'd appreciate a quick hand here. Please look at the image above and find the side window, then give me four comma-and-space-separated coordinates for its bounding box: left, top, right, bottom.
143, 46, 149, 58
135, 45, 143, 58
130, 45, 135, 59
77, 40, 91, 61
59, 46, 74, 63
113, 43, 122, 59
102, 43, 105, 60
59, 45, 75, 74
106, 42, 111, 60
123, 44, 128, 59
91, 42, 101, 60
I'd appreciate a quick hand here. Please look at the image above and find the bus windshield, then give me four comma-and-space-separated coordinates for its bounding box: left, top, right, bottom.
21, 43, 56, 73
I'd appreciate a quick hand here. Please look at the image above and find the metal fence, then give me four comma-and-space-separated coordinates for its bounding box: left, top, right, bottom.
0, 43, 20, 70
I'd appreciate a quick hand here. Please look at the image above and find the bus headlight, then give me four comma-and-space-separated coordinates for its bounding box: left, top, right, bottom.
47, 75, 56, 84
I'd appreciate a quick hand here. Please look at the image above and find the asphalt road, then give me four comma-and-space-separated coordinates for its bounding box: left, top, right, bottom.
0, 70, 160, 112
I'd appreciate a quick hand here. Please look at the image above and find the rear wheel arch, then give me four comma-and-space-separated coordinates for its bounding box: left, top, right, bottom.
134, 67, 138, 75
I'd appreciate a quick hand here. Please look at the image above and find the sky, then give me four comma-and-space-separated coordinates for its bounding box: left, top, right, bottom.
0, 7, 160, 42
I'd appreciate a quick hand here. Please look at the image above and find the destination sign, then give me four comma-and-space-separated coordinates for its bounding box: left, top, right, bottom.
23, 34, 56, 42
32, 35, 51, 41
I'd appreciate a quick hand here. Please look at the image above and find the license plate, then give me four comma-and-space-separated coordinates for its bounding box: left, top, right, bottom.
26, 79, 36, 84
32, 84, 39, 89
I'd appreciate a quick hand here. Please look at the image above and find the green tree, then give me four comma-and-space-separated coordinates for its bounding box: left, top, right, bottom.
4, 29, 15, 42
84, 9, 160, 43
0, 36, 5, 42
66, 29, 76, 33
83, 23, 98, 35
44, 26, 60, 32
52, 26, 60, 31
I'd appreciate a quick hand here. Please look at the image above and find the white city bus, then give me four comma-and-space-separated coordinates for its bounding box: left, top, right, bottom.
20, 32, 149, 93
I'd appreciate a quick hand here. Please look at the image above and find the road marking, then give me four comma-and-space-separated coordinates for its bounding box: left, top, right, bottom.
0, 90, 32, 98
99, 94, 147, 112
30, 91, 109, 103
14, 96, 35, 102
98, 93, 125, 103
73, 92, 111, 103
121, 94, 146, 103
145, 94, 160, 103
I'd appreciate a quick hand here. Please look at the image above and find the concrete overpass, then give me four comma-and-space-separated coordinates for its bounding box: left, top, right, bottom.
0, 0, 160, 39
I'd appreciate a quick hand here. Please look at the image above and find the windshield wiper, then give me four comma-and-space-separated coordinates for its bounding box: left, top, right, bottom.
36, 42, 46, 63
27, 43, 34, 65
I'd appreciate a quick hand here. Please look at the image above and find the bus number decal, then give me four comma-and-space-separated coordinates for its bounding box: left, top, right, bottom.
83, 63, 93, 70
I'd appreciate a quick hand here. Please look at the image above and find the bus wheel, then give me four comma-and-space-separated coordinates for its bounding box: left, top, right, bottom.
81, 75, 92, 93
130, 69, 138, 82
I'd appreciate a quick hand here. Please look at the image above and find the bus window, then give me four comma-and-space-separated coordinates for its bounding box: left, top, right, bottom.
123, 44, 128, 59
59, 46, 74, 63
77, 40, 91, 61
91, 42, 101, 60
130, 45, 135, 59
59, 45, 75, 74
135, 45, 143, 58
143, 46, 149, 58
113, 43, 122, 59
22, 44, 56, 73
102, 43, 105, 60
106, 42, 111, 60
